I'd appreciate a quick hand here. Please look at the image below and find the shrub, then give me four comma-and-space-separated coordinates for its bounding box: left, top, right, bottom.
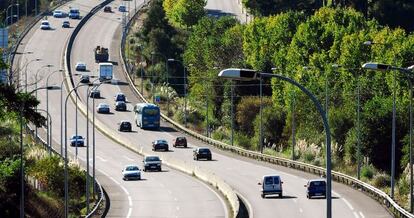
303, 151, 315, 163
372, 173, 391, 188
360, 165, 375, 180
234, 132, 253, 150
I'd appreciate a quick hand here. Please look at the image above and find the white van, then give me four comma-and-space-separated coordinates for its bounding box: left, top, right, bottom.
258, 175, 283, 198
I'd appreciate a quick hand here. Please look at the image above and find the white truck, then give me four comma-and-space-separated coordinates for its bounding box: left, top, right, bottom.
99, 63, 113, 81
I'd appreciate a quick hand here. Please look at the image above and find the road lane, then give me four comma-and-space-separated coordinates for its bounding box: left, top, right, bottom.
15, 0, 227, 217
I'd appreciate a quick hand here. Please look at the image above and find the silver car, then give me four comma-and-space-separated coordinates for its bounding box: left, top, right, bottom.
258, 175, 283, 198
97, 103, 110, 113
122, 165, 141, 180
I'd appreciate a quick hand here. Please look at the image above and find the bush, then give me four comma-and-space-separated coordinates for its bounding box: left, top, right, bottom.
372, 173, 391, 188
303, 151, 315, 163
360, 165, 375, 180
234, 132, 253, 150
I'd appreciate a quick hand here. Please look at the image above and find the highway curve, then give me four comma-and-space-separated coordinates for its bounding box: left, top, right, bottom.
14, 0, 227, 217
67, 0, 394, 217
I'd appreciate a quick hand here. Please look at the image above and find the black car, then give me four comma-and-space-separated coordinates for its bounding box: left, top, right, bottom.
115, 101, 127, 111
305, 179, 326, 199
104, 6, 112, 12
173, 136, 187, 148
143, 155, 162, 172
193, 147, 212, 160
90, 89, 100, 98
118, 121, 132, 132
70, 135, 84, 147
114, 93, 126, 102
152, 139, 169, 151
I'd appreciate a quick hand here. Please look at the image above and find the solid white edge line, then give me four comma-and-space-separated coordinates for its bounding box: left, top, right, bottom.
121, 185, 130, 196
342, 197, 354, 211
109, 176, 120, 185
127, 207, 132, 218
359, 211, 365, 218
128, 196, 132, 206
332, 191, 342, 198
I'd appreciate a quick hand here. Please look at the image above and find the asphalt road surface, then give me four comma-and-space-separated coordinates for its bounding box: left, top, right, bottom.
15, 0, 227, 217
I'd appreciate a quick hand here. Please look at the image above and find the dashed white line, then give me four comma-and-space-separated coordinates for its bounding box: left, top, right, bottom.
342, 198, 354, 211
121, 185, 130, 195
168, 190, 172, 195
174, 197, 178, 201
109, 176, 120, 185
176, 206, 180, 211
96, 156, 107, 162
128, 196, 132, 206
332, 191, 342, 198
127, 207, 132, 218
353, 211, 360, 218
299, 208, 303, 213
123, 155, 134, 161
97, 169, 109, 177
359, 211, 365, 218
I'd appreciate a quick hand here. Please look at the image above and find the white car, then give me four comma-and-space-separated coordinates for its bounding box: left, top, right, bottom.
75, 62, 86, 71
122, 165, 141, 180
97, 103, 110, 113
40, 20, 51, 30
53, 10, 65, 18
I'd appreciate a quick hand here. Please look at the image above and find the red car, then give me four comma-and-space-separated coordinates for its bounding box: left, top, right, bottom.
173, 137, 187, 148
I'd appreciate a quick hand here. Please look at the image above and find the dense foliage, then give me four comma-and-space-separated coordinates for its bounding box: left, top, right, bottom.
242, 0, 414, 32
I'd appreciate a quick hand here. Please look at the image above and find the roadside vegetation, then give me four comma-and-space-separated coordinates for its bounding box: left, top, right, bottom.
0, 58, 93, 217
125, 0, 414, 210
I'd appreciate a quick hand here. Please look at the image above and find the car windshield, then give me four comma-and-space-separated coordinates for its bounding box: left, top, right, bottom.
72, 135, 82, 139
99, 104, 108, 108
144, 108, 158, 116
157, 140, 167, 144
126, 166, 139, 171
264, 176, 279, 184
41, 21, 49, 25
70, 9, 79, 13
310, 181, 326, 187
122, 122, 130, 126
199, 148, 210, 153
177, 137, 185, 141
146, 156, 160, 161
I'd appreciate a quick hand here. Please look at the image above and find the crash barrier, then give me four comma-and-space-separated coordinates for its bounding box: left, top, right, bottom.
63, 1, 240, 217
9, 0, 69, 81
118, 8, 413, 218
25, 124, 105, 217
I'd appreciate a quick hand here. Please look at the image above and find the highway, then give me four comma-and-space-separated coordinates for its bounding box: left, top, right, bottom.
205, 0, 246, 22
66, 1, 393, 218
15, 0, 227, 217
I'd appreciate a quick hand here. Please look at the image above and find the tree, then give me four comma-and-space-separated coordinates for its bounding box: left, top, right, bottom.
242, 0, 321, 17
168, 0, 206, 27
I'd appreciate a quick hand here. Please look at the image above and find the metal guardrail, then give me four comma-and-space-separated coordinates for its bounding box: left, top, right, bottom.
118, 6, 413, 218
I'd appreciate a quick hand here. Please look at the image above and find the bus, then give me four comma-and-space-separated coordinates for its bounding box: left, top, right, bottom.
134, 103, 160, 129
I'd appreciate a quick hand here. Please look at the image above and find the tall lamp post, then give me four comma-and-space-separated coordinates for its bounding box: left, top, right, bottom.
34, 108, 52, 153
45, 69, 63, 153
168, 58, 187, 127
218, 68, 332, 218
22, 57, 40, 92
20, 85, 60, 218
64, 83, 88, 218
362, 62, 414, 209
85, 78, 101, 214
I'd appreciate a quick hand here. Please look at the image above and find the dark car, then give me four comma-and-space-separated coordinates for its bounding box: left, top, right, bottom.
305, 179, 326, 199
90, 89, 100, 98
118, 121, 132, 132
80, 74, 90, 83
104, 6, 112, 12
70, 135, 84, 147
152, 139, 169, 151
193, 147, 212, 160
115, 101, 127, 111
143, 155, 162, 172
62, 20, 70, 28
114, 93, 126, 102
173, 136, 187, 148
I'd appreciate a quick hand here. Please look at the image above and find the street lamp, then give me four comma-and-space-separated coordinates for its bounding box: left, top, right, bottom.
22, 58, 41, 92
34, 108, 52, 154
85, 78, 101, 214
64, 83, 89, 218
362, 62, 414, 208
33, 65, 50, 140
5, 4, 19, 26
218, 68, 332, 218
20, 85, 60, 218
168, 58, 187, 127
46, 69, 63, 153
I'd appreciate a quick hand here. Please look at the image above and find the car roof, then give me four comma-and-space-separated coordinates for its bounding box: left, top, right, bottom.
63, 21, 70, 23
125, 164, 139, 168
198, 147, 210, 150
41, 20, 49, 23
156, 139, 167, 142
309, 179, 326, 182
116, 93, 125, 96
145, 155, 160, 159
99, 103, 109, 106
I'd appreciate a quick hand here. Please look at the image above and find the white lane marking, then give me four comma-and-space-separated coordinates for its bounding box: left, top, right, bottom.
174, 197, 178, 201
128, 196, 132, 206
109, 176, 120, 185
332, 191, 342, 198
123, 155, 134, 161
97, 156, 107, 162
342, 198, 354, 211
299, 208, 303, 213
121, 185, 130, 195
353, 211, 360, 218
97, 169, 109, 177
127, 207, 132, 218
168, 190, 172, 195
176, 206, 180, 211
359, 212, 365, 218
